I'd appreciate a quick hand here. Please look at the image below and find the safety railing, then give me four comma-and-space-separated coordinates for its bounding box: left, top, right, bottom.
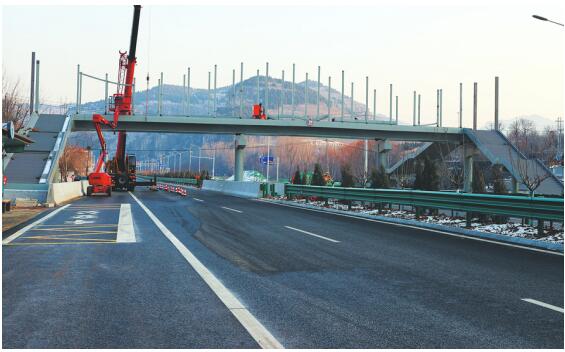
285, 185, 564, 222
138, 175, 197, 186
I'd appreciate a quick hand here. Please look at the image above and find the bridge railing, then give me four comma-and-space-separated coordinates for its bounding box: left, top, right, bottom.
285, 185, 564, 222
138, 175, 198, 186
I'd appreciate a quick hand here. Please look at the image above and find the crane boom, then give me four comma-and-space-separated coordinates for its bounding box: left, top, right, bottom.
88, 5, 142, 196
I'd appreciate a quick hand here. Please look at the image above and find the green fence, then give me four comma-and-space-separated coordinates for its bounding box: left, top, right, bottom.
285, 185, 564, 222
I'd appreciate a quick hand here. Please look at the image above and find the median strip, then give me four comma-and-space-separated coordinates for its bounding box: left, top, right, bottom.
284, 226, 340, 243
522, 298, 564, 313
129, 192, 282, 349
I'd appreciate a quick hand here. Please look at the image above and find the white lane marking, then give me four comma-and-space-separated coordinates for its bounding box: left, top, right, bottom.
284, 226, 340, 243
116, 203, 136, 243
257, 199, 563, 256
522, 299, 564, 313
129, 192, 282, 349
193, 198, 204, 202
221, 206, 242, 213
3, 205, 71, 245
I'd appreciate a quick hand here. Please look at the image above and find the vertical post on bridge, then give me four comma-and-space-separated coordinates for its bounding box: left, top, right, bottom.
76, 64, 80, 114
213, 64, 217, 117
373, 89, 376, 120
328, 76, 331, 118
494, 76, 499, 131
239, 62, 243, 118
183, 74, 186, 115
159, 72, 163, 116
418, 94, 421, 126
291, 63, 295, 119
389, 83, 393, 123
365, 76, 368, 124
350, 82, 354, 119
265, 62, 269, 117
187, 67, 191, 116
439, 89, 443, 127
341, 70, 345, 122
436, 89, 440, 127
459, 82, 463, 128
30, 52, 35, 113
207, 71, 211, 116
413, 91, 416, 126
305, 72, 309, 118
232, 68, 236, 116
105, 73, 109, 114
280, 69, 285, 118
316, 65, 321, 120
473, 82, 478, 130
256, 69, 260, 104
395, 95, 398, 125
34, 60, 40, 113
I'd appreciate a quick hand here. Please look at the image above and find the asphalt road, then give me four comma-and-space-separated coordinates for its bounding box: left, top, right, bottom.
3, 188, 563, 348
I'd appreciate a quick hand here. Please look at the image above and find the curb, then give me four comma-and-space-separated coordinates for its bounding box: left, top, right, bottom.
261, 199, 564, 253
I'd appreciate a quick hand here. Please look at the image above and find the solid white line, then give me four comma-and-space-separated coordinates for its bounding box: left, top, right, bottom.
192, 198, 204, 202
129, 192, 282, 349
284, 226, 340, 243
221, 206, 242, 213
116, 203, 136, 243
256, 199, 563, 256
522, 298, 564, 313
2, 204, 71, 245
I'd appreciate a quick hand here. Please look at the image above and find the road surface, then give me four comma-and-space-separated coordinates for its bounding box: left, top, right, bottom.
3, 188, 563, 348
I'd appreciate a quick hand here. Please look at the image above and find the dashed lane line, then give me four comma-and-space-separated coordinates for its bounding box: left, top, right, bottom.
257, 200, 563, 256
192, 198, 204, 202
221, 206, 243, 213
2, 205, 71, 245
522, 299, 564, 313
129, 192, 283, 349
284, 226, 340, 243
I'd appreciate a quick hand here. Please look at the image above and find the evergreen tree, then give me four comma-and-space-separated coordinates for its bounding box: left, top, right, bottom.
340, 163, 354, 187
311, 163, 325, 186
413, 160, 425, 190
423, 157, 440, 191
292, 168, 302, 185
370, 166, 390, 189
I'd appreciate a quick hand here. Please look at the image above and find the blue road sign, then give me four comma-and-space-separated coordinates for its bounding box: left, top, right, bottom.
260, 156, 274, 165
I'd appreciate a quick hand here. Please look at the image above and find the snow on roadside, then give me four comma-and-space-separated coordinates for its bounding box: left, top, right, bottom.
272, 196, 563, 244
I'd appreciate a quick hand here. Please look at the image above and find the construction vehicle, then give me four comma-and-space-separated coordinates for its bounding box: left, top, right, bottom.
252, 103, 267, 120
87, 5, 153, 196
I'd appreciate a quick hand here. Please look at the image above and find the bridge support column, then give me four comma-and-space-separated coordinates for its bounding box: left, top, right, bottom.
463, 144, 475, 193
511, 176, 519, 194
375, 139, 392, 170
234, 134, 246, 181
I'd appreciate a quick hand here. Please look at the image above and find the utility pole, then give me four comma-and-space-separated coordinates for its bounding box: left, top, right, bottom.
266, 136, 271, 182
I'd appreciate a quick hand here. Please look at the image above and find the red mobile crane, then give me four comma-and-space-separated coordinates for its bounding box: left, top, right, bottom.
87, 5, 142, 196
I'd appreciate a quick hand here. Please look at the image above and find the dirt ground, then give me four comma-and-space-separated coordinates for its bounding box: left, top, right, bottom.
2, 207, 48, 232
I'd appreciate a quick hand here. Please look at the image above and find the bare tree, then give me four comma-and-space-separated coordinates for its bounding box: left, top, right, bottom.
2, 74, 30, 131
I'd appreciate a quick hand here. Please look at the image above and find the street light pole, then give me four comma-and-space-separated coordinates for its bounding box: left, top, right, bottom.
532, 15, 564, 27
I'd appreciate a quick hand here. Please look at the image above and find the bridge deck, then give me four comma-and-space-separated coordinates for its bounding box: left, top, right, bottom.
71, 114, 464, 142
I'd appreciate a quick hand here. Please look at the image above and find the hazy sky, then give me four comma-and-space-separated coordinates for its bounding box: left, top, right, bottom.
2, 0, 564, 128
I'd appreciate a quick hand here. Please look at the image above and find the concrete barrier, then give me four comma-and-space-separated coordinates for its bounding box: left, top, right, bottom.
47, 180, 89, 205
203, 180, 261, 198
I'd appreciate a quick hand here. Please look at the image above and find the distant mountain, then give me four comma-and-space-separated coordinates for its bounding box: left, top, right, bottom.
79, 75, 380, 119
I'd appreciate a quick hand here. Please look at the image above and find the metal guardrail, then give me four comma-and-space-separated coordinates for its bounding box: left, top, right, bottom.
285, 185, 564, 222
138, 176, 198, 186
